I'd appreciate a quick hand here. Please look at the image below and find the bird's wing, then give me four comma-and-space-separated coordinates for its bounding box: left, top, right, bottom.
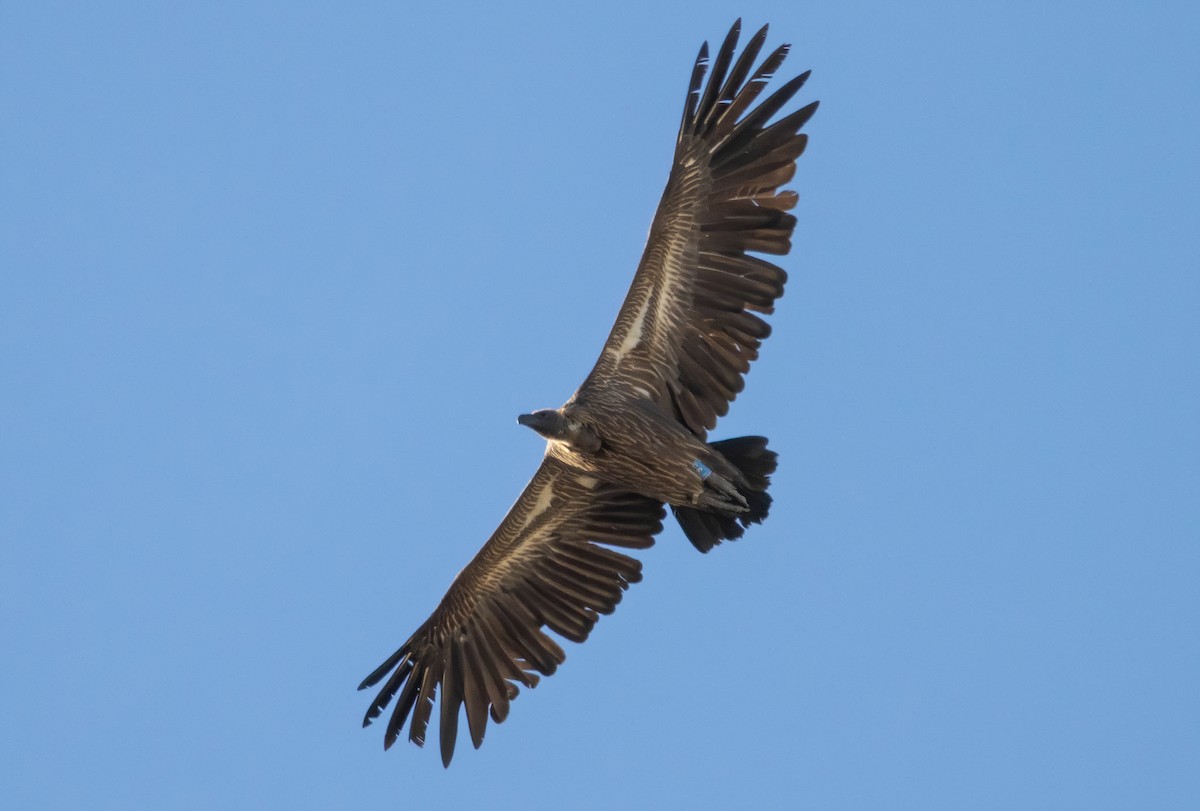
359, 456, 665, 766
576, 20, 817, 438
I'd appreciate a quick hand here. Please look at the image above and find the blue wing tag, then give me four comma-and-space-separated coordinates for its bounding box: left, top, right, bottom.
692, 459, 713, 479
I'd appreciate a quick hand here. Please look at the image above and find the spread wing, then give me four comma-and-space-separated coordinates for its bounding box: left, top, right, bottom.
359, 456, 665, 766
577, 20, 817, 438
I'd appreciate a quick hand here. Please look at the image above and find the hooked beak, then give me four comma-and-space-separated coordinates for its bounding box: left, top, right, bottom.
518, 411, 558, 436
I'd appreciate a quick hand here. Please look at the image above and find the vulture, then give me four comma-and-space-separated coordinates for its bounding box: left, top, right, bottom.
360, 19, 817, 766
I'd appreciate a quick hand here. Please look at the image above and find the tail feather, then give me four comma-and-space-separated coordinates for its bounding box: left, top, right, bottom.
672, 436, 777, 553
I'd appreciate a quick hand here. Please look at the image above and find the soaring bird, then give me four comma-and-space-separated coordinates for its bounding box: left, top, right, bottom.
360, 20, 817, 766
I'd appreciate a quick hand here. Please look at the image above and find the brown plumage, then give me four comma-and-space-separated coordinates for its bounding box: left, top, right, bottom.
360, 19, 817, 766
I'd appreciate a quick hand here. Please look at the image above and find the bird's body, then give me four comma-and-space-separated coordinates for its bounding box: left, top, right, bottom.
360, 19, 817, 766
538, 396, 722, 506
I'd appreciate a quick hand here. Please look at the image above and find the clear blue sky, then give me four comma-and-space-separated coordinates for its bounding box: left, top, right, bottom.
3, 2, 1197, 808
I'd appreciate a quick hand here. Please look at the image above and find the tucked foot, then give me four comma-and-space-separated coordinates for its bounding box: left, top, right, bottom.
693, 461, 749, 513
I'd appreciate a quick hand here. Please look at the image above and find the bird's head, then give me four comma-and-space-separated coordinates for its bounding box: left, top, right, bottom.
517, 409, 569, 440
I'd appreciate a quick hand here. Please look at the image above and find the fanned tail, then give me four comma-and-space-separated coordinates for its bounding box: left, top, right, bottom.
673, 436, 777, 553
